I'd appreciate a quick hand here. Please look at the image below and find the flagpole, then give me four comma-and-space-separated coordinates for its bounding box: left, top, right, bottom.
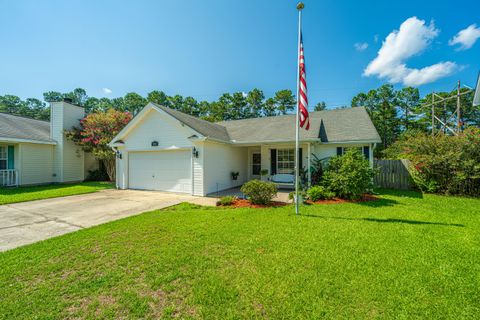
295, 2, 304, 215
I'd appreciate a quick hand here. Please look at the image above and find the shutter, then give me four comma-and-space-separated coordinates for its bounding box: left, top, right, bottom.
336, 147, 343, 156
270, 149, 277, 175
363, 146, 370, 160
7, 146, 14, 169
299, 148, 303, 170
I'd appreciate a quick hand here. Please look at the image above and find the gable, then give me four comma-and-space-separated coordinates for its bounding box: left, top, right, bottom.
121, 108, 200, 150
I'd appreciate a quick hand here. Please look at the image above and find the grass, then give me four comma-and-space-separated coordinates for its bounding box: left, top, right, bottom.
0, 181, 114, 205
0, 189, 479, 319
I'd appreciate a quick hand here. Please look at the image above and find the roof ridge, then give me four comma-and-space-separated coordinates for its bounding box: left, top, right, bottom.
216, 106, 364, 124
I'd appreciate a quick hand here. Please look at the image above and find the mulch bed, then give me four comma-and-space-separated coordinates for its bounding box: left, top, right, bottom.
217, 194, 379, 208
217, 199, 288, 208
306, 194, 379, 205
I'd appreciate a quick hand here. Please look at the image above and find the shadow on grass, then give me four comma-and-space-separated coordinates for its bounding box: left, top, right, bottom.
375, 188, 423, 199
354, 198, 398, 208
301, 214, 464, 227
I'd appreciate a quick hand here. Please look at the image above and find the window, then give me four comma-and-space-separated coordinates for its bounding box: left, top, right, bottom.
0, 146, 7, 170
337, 146, 370, 160
277, 149, 295, 174
252, 153, 261, 175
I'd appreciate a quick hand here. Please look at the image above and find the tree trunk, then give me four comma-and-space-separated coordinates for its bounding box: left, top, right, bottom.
103, 158, 116, 182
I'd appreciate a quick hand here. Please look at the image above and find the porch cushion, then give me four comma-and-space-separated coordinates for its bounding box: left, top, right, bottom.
271, 174, 294, 184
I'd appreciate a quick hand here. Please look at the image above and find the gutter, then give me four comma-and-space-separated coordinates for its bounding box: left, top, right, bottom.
0, 137, 57, 145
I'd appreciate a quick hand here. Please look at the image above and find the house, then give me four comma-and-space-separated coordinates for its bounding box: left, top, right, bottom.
0, 101, 98, 187
110, 103, 381, 196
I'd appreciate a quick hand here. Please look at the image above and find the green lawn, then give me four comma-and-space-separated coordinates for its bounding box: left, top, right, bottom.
0, 190, 479, 319
0, 181, 114, 205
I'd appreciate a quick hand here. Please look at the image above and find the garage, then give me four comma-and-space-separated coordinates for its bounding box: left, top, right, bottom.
128, 150, 192, 193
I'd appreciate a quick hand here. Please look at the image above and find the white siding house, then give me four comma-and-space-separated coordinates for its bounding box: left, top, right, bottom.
111, 103, 381, 196
0, 101, 99, 187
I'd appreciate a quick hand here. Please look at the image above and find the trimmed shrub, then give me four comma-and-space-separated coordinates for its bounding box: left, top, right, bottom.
322, 149, 375, 200
86, 168, 109, 181
307, 186, 335, 201
288, 190, 307, 202
384, 127, 480, 196
240, 180, 277, 205
216, 196, 237, 206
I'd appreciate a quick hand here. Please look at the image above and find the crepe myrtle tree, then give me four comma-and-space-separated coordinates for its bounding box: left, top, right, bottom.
65, 109, 132, 181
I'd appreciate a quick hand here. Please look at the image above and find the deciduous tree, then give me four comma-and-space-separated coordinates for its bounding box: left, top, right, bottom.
65, 109, 132, 181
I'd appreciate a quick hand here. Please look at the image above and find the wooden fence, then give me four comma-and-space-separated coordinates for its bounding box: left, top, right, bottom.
374, 159, 413, 190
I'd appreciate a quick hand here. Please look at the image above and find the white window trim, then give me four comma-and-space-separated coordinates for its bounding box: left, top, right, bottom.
0, 145, 7, 170
277, 148, 295, 174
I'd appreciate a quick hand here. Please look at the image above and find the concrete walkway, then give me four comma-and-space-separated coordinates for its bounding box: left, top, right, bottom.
0, 189, 217, 252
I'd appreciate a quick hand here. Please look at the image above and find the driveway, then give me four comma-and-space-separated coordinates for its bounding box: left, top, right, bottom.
0, 189, 217, 252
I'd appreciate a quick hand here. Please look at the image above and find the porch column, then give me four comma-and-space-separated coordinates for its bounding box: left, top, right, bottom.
307, 143, 311, 187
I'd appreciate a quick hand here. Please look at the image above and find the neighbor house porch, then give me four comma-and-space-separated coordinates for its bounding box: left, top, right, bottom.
0, 144, 18, 187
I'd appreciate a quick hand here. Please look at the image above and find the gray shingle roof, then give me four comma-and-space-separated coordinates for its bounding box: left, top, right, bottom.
217, 107, 381, 144
0, 113, 54, 143
152, 103, 230, 142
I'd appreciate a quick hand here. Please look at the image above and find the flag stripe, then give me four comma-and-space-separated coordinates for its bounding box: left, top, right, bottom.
298, 33, 310, 130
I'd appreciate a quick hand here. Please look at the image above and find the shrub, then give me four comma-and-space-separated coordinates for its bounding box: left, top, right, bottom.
322, 149, 375, 200
216, 196, 237, 206
240, 180, 277, 205
384, 127, 480, 196
86, 168, 109, 181
307, 186, 335, 201
288, 190, 307, 202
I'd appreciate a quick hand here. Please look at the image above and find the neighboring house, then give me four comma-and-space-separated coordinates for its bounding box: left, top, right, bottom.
0, 101, 98, 187
110, 103, 381, 196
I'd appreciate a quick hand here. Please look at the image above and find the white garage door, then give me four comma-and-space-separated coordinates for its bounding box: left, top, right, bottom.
128, 150, 192, 193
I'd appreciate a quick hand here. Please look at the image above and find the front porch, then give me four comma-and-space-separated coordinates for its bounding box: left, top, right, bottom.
208, 186, 292, 203
244, 143, 313, 186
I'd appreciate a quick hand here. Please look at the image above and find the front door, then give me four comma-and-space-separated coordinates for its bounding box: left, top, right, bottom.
251, 152, 261, 178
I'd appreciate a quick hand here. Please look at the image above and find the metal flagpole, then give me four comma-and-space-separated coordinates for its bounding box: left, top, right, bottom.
295, 2, 303, 215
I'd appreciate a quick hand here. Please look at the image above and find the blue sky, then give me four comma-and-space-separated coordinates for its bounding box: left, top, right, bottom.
0, 0, 479, 108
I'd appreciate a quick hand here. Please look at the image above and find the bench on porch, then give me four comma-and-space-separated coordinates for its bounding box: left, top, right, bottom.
270, 174, 295, 189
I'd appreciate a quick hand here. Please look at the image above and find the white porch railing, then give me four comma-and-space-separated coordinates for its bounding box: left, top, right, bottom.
0, 169, 18, 187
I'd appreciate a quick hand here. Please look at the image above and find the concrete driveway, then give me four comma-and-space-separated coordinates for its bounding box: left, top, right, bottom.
0, 189, 216, 252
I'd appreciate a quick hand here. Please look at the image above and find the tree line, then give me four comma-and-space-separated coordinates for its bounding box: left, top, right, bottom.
351, 84, 478, 154
1, 88, 328, 122
1, 84, 478, 156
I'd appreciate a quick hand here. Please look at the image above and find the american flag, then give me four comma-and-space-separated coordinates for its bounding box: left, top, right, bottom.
298, 33, 310, 130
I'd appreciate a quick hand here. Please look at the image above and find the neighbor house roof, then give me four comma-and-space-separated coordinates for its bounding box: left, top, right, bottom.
217, 107, 381, 144
0, 113, 55, 144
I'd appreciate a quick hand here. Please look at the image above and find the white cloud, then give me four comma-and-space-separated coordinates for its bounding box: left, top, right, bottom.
364, 17, 458, 86
354, 42, 368, 51
374, 34, 379, 43
102, 88, 113, 95
449, 24, 480, 50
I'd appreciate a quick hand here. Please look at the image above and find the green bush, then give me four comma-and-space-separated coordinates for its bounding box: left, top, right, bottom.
322, 149, 375, 200
86, 168, 109, 181
384, 127, 480, 196
307, 186, 335, 201
216, 196, 237, 206
288, 190, 307, 202
240, 180, 277, 205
